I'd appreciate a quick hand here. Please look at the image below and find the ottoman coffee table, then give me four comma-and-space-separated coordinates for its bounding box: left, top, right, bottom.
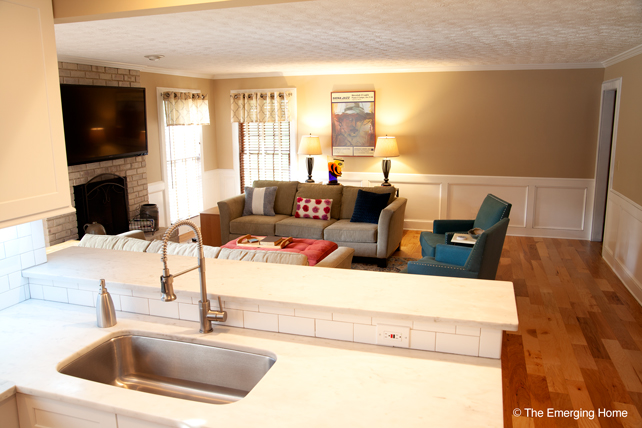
221, 236, 338, 266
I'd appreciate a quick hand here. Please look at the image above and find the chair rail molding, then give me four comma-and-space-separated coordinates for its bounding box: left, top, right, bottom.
602, 190, 642, 305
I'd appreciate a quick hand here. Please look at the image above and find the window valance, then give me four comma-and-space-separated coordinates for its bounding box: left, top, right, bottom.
162, 91, 210, 126
230, 91, 293, 123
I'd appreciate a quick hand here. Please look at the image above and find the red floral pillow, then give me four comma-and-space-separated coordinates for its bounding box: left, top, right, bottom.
295, 198, 333, 220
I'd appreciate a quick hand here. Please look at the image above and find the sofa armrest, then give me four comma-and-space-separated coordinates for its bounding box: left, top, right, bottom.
217, 194, 245, 244
432, 219, 474, 234
376, 197, 407, 259
315, 246, 355, 269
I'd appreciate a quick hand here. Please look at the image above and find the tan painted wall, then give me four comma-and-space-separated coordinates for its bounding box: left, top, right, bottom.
211, 69, 604, 178
604, 53, 642, 207
140, 72, 217, 183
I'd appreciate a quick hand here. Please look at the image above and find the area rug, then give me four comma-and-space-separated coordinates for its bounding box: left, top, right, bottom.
351, 257, 418, 273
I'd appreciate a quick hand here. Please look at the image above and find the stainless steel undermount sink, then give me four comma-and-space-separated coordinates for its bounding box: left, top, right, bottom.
59, 335, 276, 405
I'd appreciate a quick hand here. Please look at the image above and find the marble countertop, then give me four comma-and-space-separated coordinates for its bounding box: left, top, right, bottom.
0, 300, 503, 427
24, 247, 518, 330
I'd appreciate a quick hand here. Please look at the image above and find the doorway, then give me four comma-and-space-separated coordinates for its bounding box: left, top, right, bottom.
591, 78, 621, 242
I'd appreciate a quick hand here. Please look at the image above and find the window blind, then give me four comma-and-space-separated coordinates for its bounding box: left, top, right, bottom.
239, 121, 291, 191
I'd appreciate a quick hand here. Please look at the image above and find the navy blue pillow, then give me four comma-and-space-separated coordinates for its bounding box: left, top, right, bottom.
350, 190, 391, 224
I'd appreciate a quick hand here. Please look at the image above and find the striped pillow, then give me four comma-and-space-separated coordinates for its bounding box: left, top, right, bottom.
243, 186, 277, 216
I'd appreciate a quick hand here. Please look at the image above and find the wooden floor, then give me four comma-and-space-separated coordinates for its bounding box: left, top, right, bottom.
396, 230, 642, 428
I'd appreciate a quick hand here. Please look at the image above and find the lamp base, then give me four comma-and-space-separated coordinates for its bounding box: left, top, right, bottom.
305, 156, 315, 183
381, 159, 392, 187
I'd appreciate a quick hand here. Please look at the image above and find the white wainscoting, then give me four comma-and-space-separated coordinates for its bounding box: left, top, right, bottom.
603, 190, 642, 304
340, 172, 595, 240
159, 170, 595, 240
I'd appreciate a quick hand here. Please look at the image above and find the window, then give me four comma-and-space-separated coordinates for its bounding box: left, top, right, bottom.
164, 124, 203, 223
239, 121, 291, 190
158, 89, 209, 225
231, 90, 296, 193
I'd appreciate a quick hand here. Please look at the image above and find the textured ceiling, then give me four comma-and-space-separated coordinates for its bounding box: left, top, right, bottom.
54, 0, 642, 78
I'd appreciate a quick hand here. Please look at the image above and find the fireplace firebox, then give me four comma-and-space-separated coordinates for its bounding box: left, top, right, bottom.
74, 173, 129, 239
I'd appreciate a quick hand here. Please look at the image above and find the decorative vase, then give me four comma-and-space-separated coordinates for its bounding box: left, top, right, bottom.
139, 204, 159, 231
83, 222, 106, 235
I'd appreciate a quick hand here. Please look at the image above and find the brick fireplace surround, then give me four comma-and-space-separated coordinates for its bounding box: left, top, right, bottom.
46, 62, 149, 246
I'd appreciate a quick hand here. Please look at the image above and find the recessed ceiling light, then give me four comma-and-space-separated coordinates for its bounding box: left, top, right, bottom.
144, 55, 165, 61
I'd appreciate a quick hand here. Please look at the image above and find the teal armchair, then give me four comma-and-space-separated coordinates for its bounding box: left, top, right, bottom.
420, 194, 511, 258
407, 218, 510, 279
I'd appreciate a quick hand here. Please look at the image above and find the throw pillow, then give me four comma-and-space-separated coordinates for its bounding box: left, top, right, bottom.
295, 197, 333, 220
243, 186, 277, 216
350, 189, 390, 224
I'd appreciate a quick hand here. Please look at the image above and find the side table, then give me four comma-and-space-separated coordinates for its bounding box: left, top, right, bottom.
200, 207, 221, 247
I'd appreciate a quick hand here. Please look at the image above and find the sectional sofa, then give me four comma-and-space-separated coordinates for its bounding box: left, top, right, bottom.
217, 181, 407, 265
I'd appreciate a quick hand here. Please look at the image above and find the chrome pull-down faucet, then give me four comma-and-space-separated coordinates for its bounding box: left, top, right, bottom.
160, 220, 226, 333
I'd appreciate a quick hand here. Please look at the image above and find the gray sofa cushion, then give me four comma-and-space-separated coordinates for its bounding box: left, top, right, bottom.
323, 219, 378, 243
253, 180, 299, 215
292, 183, 343, 219
230, 214, 290, 238
275, 217, 337, 239
341, 186, 396, 219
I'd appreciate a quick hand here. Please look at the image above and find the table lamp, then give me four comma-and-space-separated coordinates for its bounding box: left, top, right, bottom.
298, 134, 322, 183
373, 136, 399, 186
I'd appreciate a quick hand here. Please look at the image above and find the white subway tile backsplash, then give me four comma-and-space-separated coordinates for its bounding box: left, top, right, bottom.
259, 305, 295, 316
410, 330, 436, 351
244, 311, 278, 332
0, 243, 5, 260
354, 324, 377, 345
8, 272, 21, 289
53, 279, 78, 289
435, 333, 480, 357
34, 247, 47, 266
0, 287, 22, 311
133, 288, 163, 300
0, 256, 21, 277
149, 299, 179, 319
103, 285, 133, 296
0, 276, 9, 294
373, 317, 413, 328
316, 319, 353, 342
0, 226, 18, 242
479, 329, 503, 359
413, 321, 457, 334
333, 313, 372, 325
4, 240, 19, 258
295, 308, 332, 320
178, 303, 199, 322
279, 315, 314, 336
30, 220, 46, 249
17, 223, 31, 238
29, 283, 44, 300
120, 296, 149, 315
456, 326, 481, 337
20, 252, 36, 270
220, 308, 244, 328
42, 285, 68, 303
67, 289, 94, 307
224, 300, 258, 312
18, 236, 33, 254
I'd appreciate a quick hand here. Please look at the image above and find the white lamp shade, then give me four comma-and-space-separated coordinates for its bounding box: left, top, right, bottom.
374, 136, 399, 157
298, 135, 322, 155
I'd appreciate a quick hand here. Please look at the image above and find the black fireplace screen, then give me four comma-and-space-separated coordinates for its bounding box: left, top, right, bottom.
74, 173, 129, 239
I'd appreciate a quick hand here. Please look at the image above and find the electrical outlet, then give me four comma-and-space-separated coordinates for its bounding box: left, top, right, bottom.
376, 324, 410, 348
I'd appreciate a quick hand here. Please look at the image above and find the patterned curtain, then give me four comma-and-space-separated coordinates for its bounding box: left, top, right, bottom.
230, 91, 293, 123
162, 92, 210, 126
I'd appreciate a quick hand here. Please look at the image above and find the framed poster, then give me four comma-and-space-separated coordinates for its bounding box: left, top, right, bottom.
331, 91, 375, 157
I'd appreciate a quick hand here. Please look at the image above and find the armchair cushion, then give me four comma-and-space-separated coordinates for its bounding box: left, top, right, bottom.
434, 243, 471, 266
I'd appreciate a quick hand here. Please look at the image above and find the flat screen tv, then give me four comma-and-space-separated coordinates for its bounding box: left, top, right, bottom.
60, 84, 148, 166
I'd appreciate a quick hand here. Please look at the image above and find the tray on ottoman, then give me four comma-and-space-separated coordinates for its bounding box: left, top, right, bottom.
222, 236, 338, 266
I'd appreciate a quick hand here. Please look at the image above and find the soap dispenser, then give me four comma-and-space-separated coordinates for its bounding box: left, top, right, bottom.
96, 279, 117, 328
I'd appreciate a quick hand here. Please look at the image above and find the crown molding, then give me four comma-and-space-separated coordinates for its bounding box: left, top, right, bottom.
56, 55, 214, 79
602, 43, 642, 68
57, 55, 605, 81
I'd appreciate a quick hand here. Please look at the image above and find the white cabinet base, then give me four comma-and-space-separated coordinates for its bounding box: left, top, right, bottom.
16, 394, 117, 428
